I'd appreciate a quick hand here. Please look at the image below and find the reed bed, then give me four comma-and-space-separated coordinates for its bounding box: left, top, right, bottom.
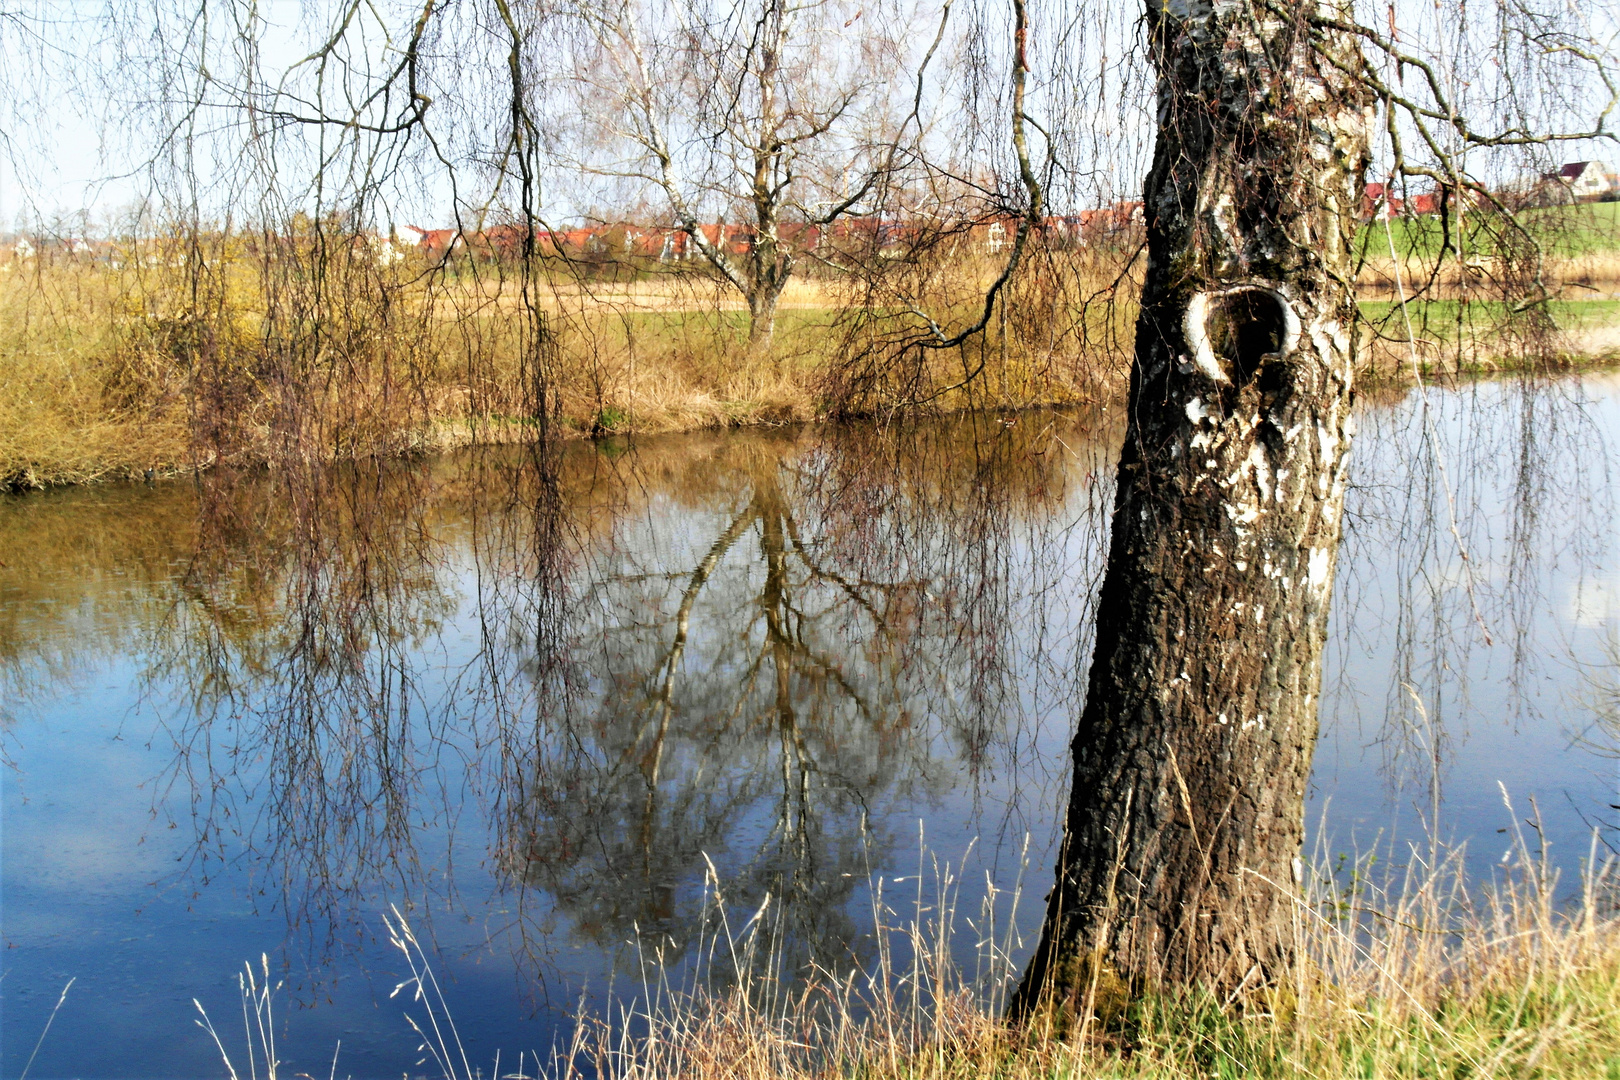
0, 239, 1133, 490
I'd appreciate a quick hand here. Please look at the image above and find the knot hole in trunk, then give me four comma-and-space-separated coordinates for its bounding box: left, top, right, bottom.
1207, 289, 1287, 388
1183, 285, 1299, 415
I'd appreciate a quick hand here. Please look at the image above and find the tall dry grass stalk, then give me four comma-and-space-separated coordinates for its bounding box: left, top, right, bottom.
194, 956, 287, 1080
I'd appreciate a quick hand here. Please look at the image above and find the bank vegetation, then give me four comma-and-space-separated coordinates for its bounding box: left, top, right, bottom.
4, 201, 1620, 490
210, 824, 1620, 1080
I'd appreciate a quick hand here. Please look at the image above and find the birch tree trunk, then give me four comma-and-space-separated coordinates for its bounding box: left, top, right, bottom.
1011, 0, 1370, 1009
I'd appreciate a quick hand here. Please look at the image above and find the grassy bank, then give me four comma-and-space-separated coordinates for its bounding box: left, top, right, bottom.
191, 826, 1620, 1080
4, 223, 1620, 490
0, 242, 1137, 489
1357, 296, 1620, 384
556, 841, 1620, 1080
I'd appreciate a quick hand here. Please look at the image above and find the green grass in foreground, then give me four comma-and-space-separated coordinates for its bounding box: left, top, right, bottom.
612, 963, 1620, 1080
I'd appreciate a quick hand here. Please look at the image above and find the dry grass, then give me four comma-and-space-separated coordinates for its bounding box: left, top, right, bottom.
0, 244, 1127, 488
525, 809, 1620, 1080
1357, 250, 1620, 300
6, 228, 1620, 489
537, 275, 839, 312
170, 803, 1620, 1080
0, 260, 191, 486
181, 805, 1620, 1080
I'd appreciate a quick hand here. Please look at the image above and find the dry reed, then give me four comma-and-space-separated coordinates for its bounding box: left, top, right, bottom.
5, 224, 1620, 489
0, 238, 1130, 490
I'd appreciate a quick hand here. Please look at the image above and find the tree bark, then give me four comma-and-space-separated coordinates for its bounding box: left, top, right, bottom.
1011, 0, 1369, 1010
746, 271, 785, 353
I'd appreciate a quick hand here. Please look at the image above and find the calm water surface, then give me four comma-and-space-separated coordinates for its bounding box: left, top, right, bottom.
4, 377, 1619, 1078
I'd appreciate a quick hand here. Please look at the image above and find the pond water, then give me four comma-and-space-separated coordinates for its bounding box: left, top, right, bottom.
3, 375, 1619, 1079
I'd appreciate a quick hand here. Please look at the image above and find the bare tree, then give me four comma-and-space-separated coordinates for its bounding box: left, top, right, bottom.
567, 0, 931, 352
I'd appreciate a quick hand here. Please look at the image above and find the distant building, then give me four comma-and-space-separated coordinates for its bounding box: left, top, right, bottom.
982, 220, 1009, 254
365, 233, 407, 266
1361, 182, 1403, 221
1407, 190, 1444, 216
403, 225, 463, 262
1040, 202, 1142, 247
1540, 161, 1615, 203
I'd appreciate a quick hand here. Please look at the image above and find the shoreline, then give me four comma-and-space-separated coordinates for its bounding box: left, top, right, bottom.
5, 278, 1618, 493
6, 348, 1618, 494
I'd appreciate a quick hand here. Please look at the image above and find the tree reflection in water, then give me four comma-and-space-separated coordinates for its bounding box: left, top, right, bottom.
8, 379, 1620, 1075
119, 413, 1116, 993
494, 421, 1112, 988
1326, 377, 1617, 830
148, 457, 462, 955
6, 380, 1620, 1052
